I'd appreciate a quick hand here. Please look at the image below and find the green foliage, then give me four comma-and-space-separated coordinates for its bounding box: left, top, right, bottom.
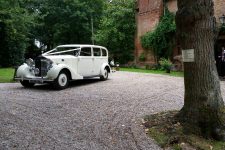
144, 111, 225, 150
148, 128, 169, 147
0, 0, 34, 67
34, 0, 104, 50
159, 58, 173, 71
139, 52, 146, 62
141, 9, 176, 60
94, 0, 136, 64
0, 0, 135, 66
0, 0, 105, 66
145, 64, 161, 70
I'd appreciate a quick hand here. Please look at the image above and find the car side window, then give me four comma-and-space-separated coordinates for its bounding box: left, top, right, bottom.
93, 48, 101, 57
80, 47, 92, 56
102, 49, 107, 56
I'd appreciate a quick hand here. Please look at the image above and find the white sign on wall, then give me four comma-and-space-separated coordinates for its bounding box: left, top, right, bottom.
182, 49, 195, 62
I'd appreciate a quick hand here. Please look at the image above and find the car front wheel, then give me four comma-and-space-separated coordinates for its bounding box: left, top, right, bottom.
53, 71, 69, 90
100, 68, 108, 81
20, 80, 35, 88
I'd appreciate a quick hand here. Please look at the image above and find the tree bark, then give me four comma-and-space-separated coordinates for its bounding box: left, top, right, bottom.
176, 0, 225, 140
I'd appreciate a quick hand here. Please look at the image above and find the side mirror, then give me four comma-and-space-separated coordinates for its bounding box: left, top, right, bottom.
26, 58, 34, 67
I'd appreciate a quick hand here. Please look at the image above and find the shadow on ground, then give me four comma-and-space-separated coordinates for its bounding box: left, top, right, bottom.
16, 78, 106, 91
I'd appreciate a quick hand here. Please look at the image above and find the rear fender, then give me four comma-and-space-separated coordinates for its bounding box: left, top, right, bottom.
100, 63, 111, 76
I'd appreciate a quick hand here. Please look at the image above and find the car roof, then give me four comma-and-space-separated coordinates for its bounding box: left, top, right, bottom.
57, 44, 107, 50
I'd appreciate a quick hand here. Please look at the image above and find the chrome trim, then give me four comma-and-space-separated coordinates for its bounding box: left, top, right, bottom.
14, 77, 54, 83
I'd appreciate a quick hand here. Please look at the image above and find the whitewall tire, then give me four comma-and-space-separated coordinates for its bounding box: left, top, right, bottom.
100, 68, 108, 81
53, 71, 69, 90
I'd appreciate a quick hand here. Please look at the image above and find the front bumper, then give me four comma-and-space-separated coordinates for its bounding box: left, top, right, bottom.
14, 64, 55, 84
14, 77, 54, 83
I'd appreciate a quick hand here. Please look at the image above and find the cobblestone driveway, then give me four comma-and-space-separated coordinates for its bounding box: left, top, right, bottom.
1, 72, 224, 150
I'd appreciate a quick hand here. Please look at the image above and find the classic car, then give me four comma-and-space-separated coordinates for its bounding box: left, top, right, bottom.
14, 44, 111, 89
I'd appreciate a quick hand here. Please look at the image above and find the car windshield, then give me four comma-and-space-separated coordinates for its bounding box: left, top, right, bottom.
46, 46, 80, 56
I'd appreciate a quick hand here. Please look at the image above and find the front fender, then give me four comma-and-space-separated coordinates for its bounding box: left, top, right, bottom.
47, 64, 83, 80
16, 63, 34, 78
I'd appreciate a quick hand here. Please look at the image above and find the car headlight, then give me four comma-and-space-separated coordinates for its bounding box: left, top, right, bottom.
26, 58, 34, 67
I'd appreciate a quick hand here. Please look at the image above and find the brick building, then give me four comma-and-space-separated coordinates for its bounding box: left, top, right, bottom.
135, 0, 225, 65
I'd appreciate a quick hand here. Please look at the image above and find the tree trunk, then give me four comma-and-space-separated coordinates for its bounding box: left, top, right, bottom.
176, 0, 225, 140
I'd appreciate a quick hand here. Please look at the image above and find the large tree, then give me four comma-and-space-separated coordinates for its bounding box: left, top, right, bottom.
95, 0, 135, 64
35, 0, 104, 50
0, 0, 105, 66
176, 0, 225, 140
0, 0, 34, 67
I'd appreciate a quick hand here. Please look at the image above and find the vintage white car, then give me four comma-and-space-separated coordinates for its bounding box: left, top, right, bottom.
14, 44, 111, 89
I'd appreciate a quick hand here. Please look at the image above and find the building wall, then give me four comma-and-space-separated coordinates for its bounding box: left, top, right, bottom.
166, 0, 177, 13
214, 0, 225, 23
135, 0, 225, 65
135, 0, 163, 63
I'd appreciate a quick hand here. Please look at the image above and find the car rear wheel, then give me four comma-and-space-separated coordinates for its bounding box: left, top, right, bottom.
53, 71, 69, 90
20, 80, 35, 88
100, 68, 108, 81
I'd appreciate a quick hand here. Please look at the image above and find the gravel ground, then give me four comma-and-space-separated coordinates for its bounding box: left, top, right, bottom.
1, 71, 225, 150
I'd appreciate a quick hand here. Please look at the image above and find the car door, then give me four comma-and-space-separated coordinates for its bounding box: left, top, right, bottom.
93, 47, 102, 75
78, 47, 94, 76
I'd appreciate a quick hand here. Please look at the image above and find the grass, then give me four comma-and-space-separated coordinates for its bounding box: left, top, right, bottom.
143, 111, 225, 150
0, 67, 183, 83
120, 67, 184, 77
0, 68, 15, 83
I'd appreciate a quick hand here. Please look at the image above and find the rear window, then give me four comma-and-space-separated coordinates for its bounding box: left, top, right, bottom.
102, 49, 107, 56
80, 47, 92, 56
93, 48, 101, 57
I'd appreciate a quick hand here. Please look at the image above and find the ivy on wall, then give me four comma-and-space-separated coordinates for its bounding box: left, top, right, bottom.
140, 9, 176, 62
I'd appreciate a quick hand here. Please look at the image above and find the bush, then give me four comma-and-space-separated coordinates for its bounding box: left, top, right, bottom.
145, 64, 150, 70
94, 0, 135, 64
159, 58, 173, 72
139, 53, 146, 62
145, 64, 161, 70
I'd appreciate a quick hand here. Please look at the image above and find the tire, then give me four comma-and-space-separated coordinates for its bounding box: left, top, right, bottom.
20, 80, 35, 88
100, 68, 108, 81
53, 71, 69, 90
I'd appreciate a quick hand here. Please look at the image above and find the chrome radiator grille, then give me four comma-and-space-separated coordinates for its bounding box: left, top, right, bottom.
35, 57, 48, 77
